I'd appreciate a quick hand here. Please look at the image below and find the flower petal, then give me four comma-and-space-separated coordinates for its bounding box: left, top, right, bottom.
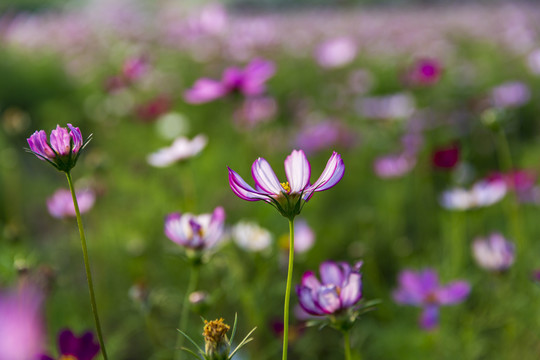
340, 272, 362, 307
49, 125, 71, 156
419, 306, 439, 330
67, 123, 83, 153
285, 149, 311, 193
184, 78, 227, 104
315, 285, 341, 314
319, 261, 344, 285
435, 281, 470, 305
228, 167, 269, 201
296, 286, 324, 316
393, 269, 438, 305
251, 157, 282, 194
301, 270, 321, 289
305, 152, 345, 195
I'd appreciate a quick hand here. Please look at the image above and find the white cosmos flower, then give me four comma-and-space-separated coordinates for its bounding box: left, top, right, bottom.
147, 134, 207, 167
440, 180, 507, 210
232, 221, 273, 252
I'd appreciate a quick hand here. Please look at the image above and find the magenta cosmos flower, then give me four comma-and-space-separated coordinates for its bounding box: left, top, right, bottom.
39, 329, 100, 360
296, 261, 363, 316
184, 58, 275, 104
393, 269, 471, 330
27, 124, 89, 172
164, 207, 225, 251
228, 150, 344, 220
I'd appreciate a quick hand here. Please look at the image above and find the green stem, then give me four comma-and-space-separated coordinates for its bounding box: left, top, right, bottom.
343, 330, 352, 360
175, 264, 200, 360
282, 219, 295, 360
449, 211, 465, 276
65, 172, 108, 360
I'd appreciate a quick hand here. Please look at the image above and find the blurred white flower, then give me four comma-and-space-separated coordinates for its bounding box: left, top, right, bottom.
440, 180, 507, 210
232, 221, 273, 252
472, 233, 515, 271
358, 93, 415, 120
315, 37, 357, 69
147, 134, 207, 167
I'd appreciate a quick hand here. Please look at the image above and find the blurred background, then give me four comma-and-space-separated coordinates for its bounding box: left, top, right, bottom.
2, 0, 540, 359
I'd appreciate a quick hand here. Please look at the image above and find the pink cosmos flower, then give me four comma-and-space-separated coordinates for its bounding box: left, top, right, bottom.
27, 124, 88, 172
405, 58, 442, 86
296, 261, 363, 316
234, 96, 277, 128
47, 188, 95, 218
0, 285, 44, 360
184, 58, 275, 104
393, 269, 470, 330
440, 179, 507, 210
228, 150, 344, 219
491, 81, 531, 108
294, 219, 315, 254
315, 37, 357, 69
164, 207, 225, 250
295, 121, 356, 155
135, 96, 171, 122
472, 233, 515, 272
431, 143, 460, 170
373, 153, 416, 179
122, 56, 149, 82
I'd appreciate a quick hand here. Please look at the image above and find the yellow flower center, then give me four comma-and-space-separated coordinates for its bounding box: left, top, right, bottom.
203, 318, 230, 345
281, 182, 291, 193
59, 356, 77, 360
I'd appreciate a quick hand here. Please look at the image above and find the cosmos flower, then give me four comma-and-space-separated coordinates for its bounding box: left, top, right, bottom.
357, 93, 415, 120
164, 207, 225, 250
184, 58, 275, 104
27, 124, 89, 172
234, 96, 277, 128
296, 261, 363, 316
47, 188, 95, 218
431, 143, 460, 170
39, 329, 100, 360
0, 285, 44, 360
472, 233, 515, 272
295, 121, 356, 155
393, 269, 470, 330
293, 219, 315, 254
135, 96, 172, 122
232, 220, 273, 252
147, 134, 207, 167
228, 150, 344, 220
440, 179, 507, 210
405, 58, 442, 86
314, 37, 357, 69
373, 153, 416, 179
491, 81, 531, 108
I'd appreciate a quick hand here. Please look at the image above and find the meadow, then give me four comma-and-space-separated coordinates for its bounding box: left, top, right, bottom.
2, 1, 540, 359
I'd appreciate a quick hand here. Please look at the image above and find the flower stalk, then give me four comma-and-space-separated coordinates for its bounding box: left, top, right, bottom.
343, 330, 352, 360
66, 171, 108, 360
176, 264, 200, 360
282, 218, 295, 360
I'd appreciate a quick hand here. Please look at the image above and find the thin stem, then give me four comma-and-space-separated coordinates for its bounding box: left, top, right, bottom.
175, 264, 200, 360
282, 219, 295, 360
65, 172, 108, 360
343, 330, 353, 360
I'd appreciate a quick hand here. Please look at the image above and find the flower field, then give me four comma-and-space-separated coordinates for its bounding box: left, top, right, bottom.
2, 1, 540, 359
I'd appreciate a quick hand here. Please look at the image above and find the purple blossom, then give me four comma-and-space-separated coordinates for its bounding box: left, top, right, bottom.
315, 37, 357, 69
295, 121, 356, 155
234, 96, 277, 128
47, 188, 95, 218
472, 233, 515, 272
122, 56, 149, 82
0, 285, 44, 360
164, 207, 225, 250
27, 124, 88, 172
405, 58, 442, 86
373, 153, 416, 179
40, 329, 100, 360
393, 269, 470, 330
491, 81, 531, 108
228, 150, 344, 219
296, 261, 363, 316
184, 58, 275, 104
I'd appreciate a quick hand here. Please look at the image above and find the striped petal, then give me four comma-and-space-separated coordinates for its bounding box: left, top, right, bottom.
68, 123, 83, 153
305, 152, 345, 194
319, 261, 344, 285
228, 167, 269, 201
285, 149, 311, 193
296, 286, 324, 316
340, 272, 362, 307
251, 157, 283, 194
315, 285, 341, 314
301, 270, 321, 290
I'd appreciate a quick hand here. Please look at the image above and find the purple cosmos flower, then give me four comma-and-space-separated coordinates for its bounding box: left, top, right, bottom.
373, 153, 416, 179
47, 188, 95, 218
184, 58, 275, 104
122, 56, 149, 82
227, 150, 344, 220
39, 329, 100, 360
234, 96, 277, 128
147, 134, 207, 167
27, 124, 89, 172
472, 233, 515, 272
491, 81, 531, 109
315, 37, 357, 69
296, 261, 363, 316
393, 269, 470, 330
0, 285, 44, 360
295, 121, 356, 155
164, 207, 225, 250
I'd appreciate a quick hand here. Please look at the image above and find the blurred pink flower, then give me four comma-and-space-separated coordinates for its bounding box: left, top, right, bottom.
147, 134, 207, 167
487, 170, 539, 204
122, 56, 150, 82
184, 58, 275, 104
431, 143, 460, 170
234, 96, 277, 128
472, 233, 515, 272
315, 37, 357, 69
0, 285, 44, 360
293, 219, 315, 254
405, 58, 442, 86
374, 154, 416, 179
358, 93, 415, 120
491, 81, 530, 108
47, 188, 95, 219
440, 179, 507, 210
135, 96, 172, 122
295, 121, 356, 155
